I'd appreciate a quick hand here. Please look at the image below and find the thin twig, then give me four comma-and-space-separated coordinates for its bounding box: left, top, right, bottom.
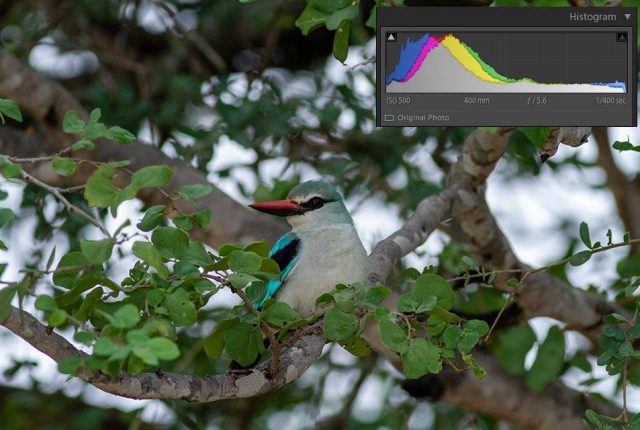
350, 56, 376, 70
20, 171, 111, 238
233, 286, 281, 376
153, 1, 227, 73
485, 272, 533, 343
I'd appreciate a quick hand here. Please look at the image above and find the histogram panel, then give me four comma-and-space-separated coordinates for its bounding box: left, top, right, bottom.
385, 32, 628, 93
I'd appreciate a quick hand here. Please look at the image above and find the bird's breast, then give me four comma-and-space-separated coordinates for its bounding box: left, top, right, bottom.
275, 225, 368, 316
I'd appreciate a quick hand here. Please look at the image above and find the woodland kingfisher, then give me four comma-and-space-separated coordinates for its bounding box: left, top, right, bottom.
249, 180, 368, 315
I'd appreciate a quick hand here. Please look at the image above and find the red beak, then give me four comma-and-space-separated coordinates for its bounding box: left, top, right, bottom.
249, 199, 304, 217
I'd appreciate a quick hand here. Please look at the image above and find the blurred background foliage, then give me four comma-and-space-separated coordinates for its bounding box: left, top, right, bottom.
1, 0, 640, 429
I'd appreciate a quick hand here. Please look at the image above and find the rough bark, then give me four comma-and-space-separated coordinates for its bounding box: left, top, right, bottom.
2, 306, 324, 402
592, 126, 640, 243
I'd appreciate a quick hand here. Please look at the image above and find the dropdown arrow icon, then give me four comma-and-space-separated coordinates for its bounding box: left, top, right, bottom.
625, 13, 631, 20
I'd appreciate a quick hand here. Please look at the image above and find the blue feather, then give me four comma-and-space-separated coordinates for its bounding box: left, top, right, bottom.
254, 232, 300, 309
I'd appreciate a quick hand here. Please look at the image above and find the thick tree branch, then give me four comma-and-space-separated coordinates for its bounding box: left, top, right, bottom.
1, 306, 324, 402
443, 126, 627, 342
592, 126, 640, 243
362, 126, 622, 430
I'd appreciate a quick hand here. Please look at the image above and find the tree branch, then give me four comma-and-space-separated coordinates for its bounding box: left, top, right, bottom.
592, 126, 640, 243
1, 305, 324, 402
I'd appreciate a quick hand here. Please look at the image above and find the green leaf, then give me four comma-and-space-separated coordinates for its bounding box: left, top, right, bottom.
462, 353, 487, 379
80, 239, 114, 264
397, 288, 436, 314
309, 0, 349, 13
332, 20, 350, 63
464, 320, 490, 337
74, 287, 104, 322
125, 330, 150, 347
365, 5, 376, 29
147, 337, 180, 361
132, 241, 168, 278
63, 111, 85, 134
182, 241, 213, 267
84, 170, 118, 208
48, 308, 67, 326
74, 331, 95, 345
204, 319, 237, 359
229, 250, 262, 273
164, 289, 196, 326
224, 322, 262, 367
617, 252, 640, 277
245, 281, 267, 305
333, 289, 356, 312
325, 4, 359, 30
53, 251, 91, 289
2, 163, 21, 179
579, 222, 592, 249
402, 338, 442, 379
340, 336, 372, 357
521, 127, 552, 148
243, 240, 270, 257
52, 156, 77, 177
363, 286, 392, 305
71, 139, 95, 151
131, 165, 172, 188
192, 209, 212, 229
178, 183, 213, 202
418, 274, 456, 310
0, 286, 17, 321
378, 318, 409, 354
612, 140, 640, 152
492, 324, 536, 375
81, 122, 107, 141
105, 126, 136, 144
0, 208, 16, 229
173, 214, 193, 230
443, 325, 462, 349
111, 304, 140, 329
151, 226, 189, 258
58, 356, 83, 374
35, 295, 57, 312
526, 326, 565, 392
458, 332, 480, 354
228, 273, 261, 291
88, 108, 101, 123
295, 4, 328, 35
0, 99, 23, 122
137, 205, 165, 232
132, 346, 158, 366
398, 273, 454, 313
323, 307, 358, 341
260, 302, 301, 327
570, 250, 592, 266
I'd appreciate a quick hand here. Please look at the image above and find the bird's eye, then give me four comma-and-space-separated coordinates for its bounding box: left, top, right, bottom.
303, 196, 324, 209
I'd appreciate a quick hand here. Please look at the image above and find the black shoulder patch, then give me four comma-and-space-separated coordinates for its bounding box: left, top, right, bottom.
271, 238, 300, 272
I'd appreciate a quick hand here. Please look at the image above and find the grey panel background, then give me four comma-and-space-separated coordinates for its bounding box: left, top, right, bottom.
386, 32, 628, 85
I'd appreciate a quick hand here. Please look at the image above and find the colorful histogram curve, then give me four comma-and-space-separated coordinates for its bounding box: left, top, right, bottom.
385, 33, 627, 92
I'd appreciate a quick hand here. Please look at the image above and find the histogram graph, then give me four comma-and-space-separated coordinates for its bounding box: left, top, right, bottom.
385, 32, 628, 93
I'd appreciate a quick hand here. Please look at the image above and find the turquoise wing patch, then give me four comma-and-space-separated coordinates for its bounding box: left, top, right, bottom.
254, 232, 301, 309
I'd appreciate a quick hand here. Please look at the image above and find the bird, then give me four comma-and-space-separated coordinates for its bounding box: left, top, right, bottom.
248, 180, 368, 316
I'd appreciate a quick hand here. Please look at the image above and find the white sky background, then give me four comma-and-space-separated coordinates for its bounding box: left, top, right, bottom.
1, 3, 640, 428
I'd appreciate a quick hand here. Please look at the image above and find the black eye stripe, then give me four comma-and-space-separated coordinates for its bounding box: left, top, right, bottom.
300, 196, 332, 209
